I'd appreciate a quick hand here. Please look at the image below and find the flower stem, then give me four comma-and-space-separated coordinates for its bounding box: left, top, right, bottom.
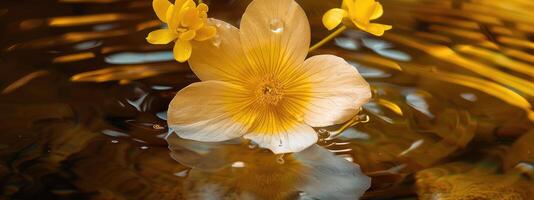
309, 25, 347, 52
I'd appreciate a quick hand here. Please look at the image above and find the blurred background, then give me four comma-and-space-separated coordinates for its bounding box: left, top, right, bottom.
0, 0, 533, 199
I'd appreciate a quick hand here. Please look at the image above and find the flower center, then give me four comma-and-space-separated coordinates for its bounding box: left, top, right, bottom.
255, 77, 284, 105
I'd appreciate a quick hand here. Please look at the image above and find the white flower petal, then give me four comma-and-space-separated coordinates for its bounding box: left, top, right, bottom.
239, 0, 311, 76
167, 81, 254, 142
189, 19, 251, 83
296, 55, 371, 127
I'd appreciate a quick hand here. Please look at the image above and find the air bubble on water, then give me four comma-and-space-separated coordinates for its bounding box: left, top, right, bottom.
211, 35, 222, 48
269, 18, 284, 33
152, 124, 165, 130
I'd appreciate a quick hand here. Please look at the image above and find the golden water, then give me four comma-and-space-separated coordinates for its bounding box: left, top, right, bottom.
0, 0, 533, 199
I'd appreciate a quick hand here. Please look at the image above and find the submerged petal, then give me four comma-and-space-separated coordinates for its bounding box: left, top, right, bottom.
168, 81, 253, 142
146, 29, 177, 44
293, 55, 371, 127
244, 121, 318, 154
240, 0, 311, 74
323, 8, 347, 30
189, 19, 250, 83
153, 0, 171, 22
173, 39, 192, 62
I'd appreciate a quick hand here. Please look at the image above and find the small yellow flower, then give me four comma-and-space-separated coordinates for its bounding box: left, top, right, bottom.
146, 0, 217, 62
323, 0, 392, 36
167, 0, 371, 154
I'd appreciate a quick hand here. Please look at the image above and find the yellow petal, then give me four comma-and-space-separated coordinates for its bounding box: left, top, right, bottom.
180, 29, 196, 41
173, 39, 192, 62
173, 0, 186, 8
153, 0, 171, 22
189, 19, 250, 82
322, 8, 347, 30
181, 6, 198, 27
194, 25, 216, 41
370, 2, 383, 20
240, 0, 310, 73
168, 0, 195, 31
244, 121, 318, 154
168, 81, 253, 142
146, 29, 177, 44
361, 23, 392, 36
342, 0, 355, 15
352, 0, 375, 23
165, 4, 174, 23
292, 55, 371, 127
197, 3, 208, 12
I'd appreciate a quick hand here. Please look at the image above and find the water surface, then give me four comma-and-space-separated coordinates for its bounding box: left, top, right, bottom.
0, 0, 533, 199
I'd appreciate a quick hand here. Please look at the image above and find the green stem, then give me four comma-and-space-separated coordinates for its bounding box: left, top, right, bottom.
309, 25, 347, 52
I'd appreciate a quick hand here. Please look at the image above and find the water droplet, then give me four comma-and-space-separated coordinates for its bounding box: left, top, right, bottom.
212, 19, 221, 27
152, 124, 164, 130
211, 35, 221, 48
231, 161, 245, 168
357, 114, 370, 123
248, 141, 258, 149
140, 146, 149, 150
111, 140, 119, 144
276, 154, 285, 164
174, 170, 189, 177
269, 18, 284, 33
460, 93, 477, 102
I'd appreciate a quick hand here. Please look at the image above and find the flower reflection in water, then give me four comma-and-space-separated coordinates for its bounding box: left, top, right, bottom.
166, 134, 371, 199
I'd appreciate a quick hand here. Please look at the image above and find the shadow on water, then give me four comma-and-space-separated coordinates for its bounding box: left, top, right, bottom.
0, 0, 533, 199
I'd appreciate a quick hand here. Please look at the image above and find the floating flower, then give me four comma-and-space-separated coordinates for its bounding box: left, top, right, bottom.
146, 0, 217, 62
323, 0, 392, 36
167, 0, 371, 154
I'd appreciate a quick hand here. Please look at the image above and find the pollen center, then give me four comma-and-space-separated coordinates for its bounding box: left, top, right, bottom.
255, 77, 284, 105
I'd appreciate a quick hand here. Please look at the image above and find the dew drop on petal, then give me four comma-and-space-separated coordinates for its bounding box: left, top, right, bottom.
211, 18, 221, 28
211, 35, 221, 48
269, 18, 284, 33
